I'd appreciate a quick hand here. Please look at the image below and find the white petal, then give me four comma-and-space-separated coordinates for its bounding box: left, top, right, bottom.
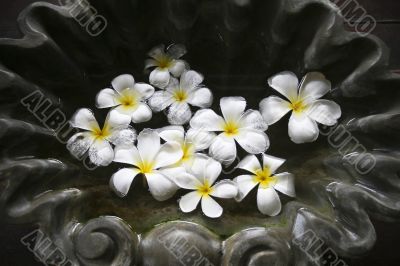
188, 155, 222, 184
153, 142, 183, 169
174, 171, 202, 189
148, 44, 166, 60
239, 110, 268, 131
234, 175, 258, 201
110, 168, 140, 197
112, 74, 135, 93
262, 154, 285, 174
306, 99, 341, 126
235, 129, 269, 154
179, 191, 201, 213
210, 180, 238, 198
112, 103, 137, 115
259, 96, 291, 125
165, 77, 180, 93
220, 97, 246, 121
268, 71, 299, 102
166, 43, 186, 59
288, 113, 319, 144
70, 108, 100, 131
146, 172, 178, 201
144, 58, 158, 69
180, 70, 204, 91
189, 154, 211, 179
67, 132, 94, 158
181, 155, 196, 170
169, 60, 187, 77
131, 103, 152, 123
204, 157, 223, 184
209, 134, 237, 166
158, 126, 185, 143
108, 108, 132, 126
160, 167, 200, 190
96, 88, 119, 108
187, 87, 213, 108
257, 187, 281, 216
167, 102, 192, 125
158, 166, 186, 179
88, 140, 114, 166
299, 72, 331, 103
108, 126, 137, 147
137, 129, 160, 162
133, 83, 155, 100
274, 172, 296, 197
149, 68, 170, 88
201, 196, 223, 218
148, 91, 174, 112
237, 155, 261, 174
190, 109, 225, 131
186, 128, 216, 150
114, 145, 142, 166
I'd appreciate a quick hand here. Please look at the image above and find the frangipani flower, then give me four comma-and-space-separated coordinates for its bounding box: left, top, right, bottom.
148, 70, 213, 125
175, 156, 238, 218
110, 129, 185, 200
67, 108, 137, 166
96, 74, 155, 125
234, 154, 295, 216
260, 71, 341, 144
158, 126, 216, 168
145, 44, 188, 88
190, 97, 269, 166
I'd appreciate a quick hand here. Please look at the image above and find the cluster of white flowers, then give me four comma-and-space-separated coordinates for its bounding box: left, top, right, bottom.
67, 44, 341, 218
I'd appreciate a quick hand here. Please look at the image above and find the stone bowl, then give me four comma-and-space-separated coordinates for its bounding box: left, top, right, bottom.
0, 0, 399, 265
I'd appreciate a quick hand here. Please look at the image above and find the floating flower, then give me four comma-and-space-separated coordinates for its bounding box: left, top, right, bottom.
96, 74, 155, 125
145, 44, 188, 88
110, 129, 185, 200
67, 108, 137, 166
158, 125, 216, 168
190, 97, 269, 166
148, 70, 213, 125
260, 71, 341, 144
234, 154, 295, 216
175, 155, 238, 218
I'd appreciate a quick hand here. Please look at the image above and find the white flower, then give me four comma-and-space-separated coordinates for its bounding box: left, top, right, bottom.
190, 97, 269, 166
234, 154, 295, 216
260, 71, 341, 144
67, 108, 137, 166
110, 129, 186, 200
158, 126, 216, 168
96, 74, 155, 125
174, 156, 238, 218
145, 44, 188, 88
148, 70, 213, 125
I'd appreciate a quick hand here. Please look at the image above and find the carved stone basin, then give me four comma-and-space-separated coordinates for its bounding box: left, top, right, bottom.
0, 0, 399, 265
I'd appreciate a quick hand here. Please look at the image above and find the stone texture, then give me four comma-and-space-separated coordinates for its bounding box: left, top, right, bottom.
0, 0, 399, 265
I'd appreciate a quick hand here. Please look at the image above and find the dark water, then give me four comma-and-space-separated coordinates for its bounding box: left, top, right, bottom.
0, 0, 400, 265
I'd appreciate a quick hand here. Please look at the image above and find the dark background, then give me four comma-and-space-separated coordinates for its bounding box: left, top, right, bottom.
0, 0, 399, 265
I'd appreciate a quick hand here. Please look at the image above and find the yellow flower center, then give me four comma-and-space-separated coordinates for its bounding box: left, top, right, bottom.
118, 89, 137, 108
157, 56, 173, 69
137, 160, 154, 174
181, 142, 194, 162
223, 121, 240, 136
197, 181, 214, 197
91, 123, 111, 140
254, 167, 277, 189
173, 89, 188, 102
290, 99, 306, 114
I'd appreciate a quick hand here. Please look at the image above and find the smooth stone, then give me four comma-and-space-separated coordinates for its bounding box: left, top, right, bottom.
139, 221, 221, 266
